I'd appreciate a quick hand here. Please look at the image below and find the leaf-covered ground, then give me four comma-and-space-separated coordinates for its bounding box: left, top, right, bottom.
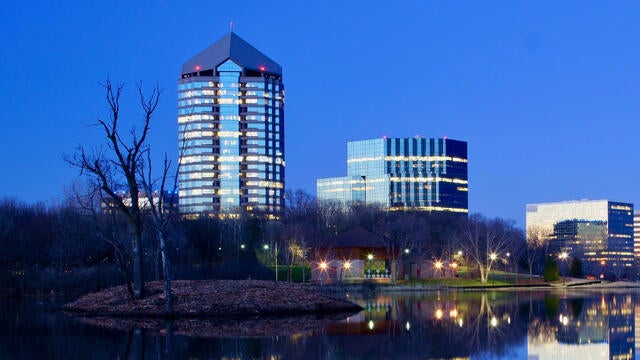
63, 280, 362, 318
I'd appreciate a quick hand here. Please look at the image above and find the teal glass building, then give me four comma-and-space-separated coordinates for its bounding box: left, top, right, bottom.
178, 32, 284, 218
317, 137, 468, 213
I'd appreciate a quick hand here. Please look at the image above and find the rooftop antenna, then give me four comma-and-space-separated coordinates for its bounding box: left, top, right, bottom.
229, 21, 234, 33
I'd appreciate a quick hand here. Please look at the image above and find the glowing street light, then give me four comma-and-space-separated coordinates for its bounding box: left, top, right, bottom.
367, 253, 374, 260
404, 248, 410, 254
559, 314, 569, 326
558, 252, 569, 285
489, 253, 497, 261
319, 261, 328, 270
343, 260, 351, 270
263, 244, 269, 250
491, 317, 498, 327
434, 261, 443, 270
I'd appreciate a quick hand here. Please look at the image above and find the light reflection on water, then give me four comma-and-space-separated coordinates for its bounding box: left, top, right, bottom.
0, 290, 638, 359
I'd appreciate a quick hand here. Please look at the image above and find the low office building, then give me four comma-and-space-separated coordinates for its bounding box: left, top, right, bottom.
317, 137, 468, 213
635, 212, 640, 276
526, 199, 634, 280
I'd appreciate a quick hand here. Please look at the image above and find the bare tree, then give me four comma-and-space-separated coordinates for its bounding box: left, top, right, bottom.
524, 225, 547, 277
454, 214, 517, 283
66, 79, 160, 299
139, 150, 179, 314
70, 182, 135, 296
374, 213, 424, 285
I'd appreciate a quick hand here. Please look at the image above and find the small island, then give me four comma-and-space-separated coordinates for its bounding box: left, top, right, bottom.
63, 280, 362, 318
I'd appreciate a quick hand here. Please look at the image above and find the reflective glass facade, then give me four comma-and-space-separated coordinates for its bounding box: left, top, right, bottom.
317, 137, 468, 213
526, 200, 635, 279
635, 212, 640, 275
316, 176, 366, 205
178, 33, 284, 218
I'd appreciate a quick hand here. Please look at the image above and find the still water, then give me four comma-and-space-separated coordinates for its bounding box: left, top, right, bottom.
1, 289, 638, 359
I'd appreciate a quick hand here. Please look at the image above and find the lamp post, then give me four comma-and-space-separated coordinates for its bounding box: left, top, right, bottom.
366, 253, 374, 279
340, 260, 351, 283
558, 252, 568, 286
489, 253, 497, 283
434, 260, 443, 278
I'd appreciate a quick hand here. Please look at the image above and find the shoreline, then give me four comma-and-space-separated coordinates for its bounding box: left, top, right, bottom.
316, 279, 640, 293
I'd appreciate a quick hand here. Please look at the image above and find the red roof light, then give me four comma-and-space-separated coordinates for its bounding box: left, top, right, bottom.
195, 65, 201, 71
259, 65, 266, 72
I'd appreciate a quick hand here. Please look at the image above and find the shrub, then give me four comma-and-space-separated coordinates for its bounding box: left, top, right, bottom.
543, 257, 559, 282
569, 257, 583, 278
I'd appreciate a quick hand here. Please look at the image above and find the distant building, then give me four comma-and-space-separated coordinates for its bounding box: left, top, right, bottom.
178, 32, 284, 218
635, 212, 640, 276
525, 200, 634, 280
317, 137, 468, 213
101, 190, 178, 213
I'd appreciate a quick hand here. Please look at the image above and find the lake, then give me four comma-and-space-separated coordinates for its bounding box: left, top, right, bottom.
0, 289, 637, 359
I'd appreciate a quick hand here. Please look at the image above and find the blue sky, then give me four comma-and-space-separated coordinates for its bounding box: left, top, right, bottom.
1, 1, 639, 227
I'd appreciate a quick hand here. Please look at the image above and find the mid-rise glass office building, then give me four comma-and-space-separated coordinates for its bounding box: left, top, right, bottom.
526, 200, 634, 279
178, 32, 284, 218
317, 137, 468, 213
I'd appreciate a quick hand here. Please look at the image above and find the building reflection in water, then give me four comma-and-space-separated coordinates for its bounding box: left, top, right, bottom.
527, 293, 635, 360
18, 291, 640, 359
321, 291, 526, 359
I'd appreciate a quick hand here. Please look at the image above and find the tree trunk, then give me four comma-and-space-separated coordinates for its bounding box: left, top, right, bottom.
131, 225, 144, 299
114, 247, 134, 298
478, 263, 486, 283
158, 231, 173, 315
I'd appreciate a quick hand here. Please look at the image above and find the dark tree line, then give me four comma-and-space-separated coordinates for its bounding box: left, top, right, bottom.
0, 79, 552, 298
0, 189, 536, 296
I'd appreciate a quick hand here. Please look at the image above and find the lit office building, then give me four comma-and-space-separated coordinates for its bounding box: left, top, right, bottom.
634, 212, 640, 276
178, 32, 284, 218
525, 200, 634, 279
317, 137, 468, 213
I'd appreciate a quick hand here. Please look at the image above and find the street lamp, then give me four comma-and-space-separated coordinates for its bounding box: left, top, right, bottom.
434, 260, 443, 277
504, 252, 511, 281
558, 252, 568, 286
489, 253, 497, 283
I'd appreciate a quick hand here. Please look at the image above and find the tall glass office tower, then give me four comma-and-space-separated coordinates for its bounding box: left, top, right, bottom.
317, 137, 468, 213
178, 32, 284, 218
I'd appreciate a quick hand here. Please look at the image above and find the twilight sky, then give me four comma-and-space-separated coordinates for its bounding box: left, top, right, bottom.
1, 1, 640, 227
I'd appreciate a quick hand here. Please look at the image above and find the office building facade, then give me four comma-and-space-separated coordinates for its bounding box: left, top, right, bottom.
178, 32, 285, 218
526, 200, 634, 279
317, 137, 468, 213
